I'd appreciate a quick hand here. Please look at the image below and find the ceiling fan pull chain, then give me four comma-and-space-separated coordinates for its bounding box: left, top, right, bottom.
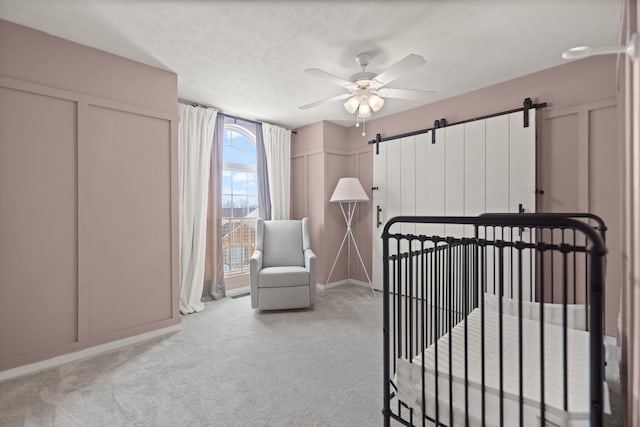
362, 120, 366, 137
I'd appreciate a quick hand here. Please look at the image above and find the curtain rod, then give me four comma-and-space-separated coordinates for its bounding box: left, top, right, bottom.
367, 98, 547, 146
220, 112, 262, 127
178, 99, 296, 134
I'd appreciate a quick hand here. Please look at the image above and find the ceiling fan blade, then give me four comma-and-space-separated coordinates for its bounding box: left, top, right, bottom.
304, 68, 354, 87
299, 93, 352, 110
377, 88, 434, 100
374, 54, 426, 86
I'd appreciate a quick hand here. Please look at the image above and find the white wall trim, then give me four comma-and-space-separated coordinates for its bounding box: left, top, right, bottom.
604, 335, 617, 346
318, 279, 375, 291
346, 279, 374, 289
317, 279, 349, 291
227, 286, 250, 297
0, 323, 181, 383
544, 96, 617, 119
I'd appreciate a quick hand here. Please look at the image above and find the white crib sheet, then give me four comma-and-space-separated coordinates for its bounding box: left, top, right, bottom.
396, 308, 611, 427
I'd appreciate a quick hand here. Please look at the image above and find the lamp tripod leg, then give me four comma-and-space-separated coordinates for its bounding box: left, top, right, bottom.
325, 227, 350, 286
326, 200, 375, 296
348, 229, 375, 296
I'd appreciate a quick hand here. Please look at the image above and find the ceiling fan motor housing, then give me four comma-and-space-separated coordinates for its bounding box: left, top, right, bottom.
350, 71, 377, 84
355, 52, 373, 67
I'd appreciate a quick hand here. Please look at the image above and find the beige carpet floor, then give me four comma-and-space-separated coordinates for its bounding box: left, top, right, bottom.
1, 285, 382, 426
0, 284, 622, 426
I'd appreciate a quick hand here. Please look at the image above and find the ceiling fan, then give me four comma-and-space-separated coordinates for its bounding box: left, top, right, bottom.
299, 52, 431, 134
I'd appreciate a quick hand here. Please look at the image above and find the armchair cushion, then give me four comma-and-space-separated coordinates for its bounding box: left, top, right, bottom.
258, 266, 310, 288
262, 221, 305, 267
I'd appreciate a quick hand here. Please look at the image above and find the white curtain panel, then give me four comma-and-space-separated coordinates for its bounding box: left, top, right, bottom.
262, 123, 291, 220
178, 103, 217, 314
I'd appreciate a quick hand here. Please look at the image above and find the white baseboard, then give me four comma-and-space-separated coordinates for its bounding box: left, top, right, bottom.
604, 335, 617, 346
318, 279, 349, 291
319, 279, 378, 292
227, 286, 250, 297
347, 279, 378, 290
0, 323, 182, 383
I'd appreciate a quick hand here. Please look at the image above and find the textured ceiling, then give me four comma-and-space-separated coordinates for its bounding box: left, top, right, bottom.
0, 0, 622, 129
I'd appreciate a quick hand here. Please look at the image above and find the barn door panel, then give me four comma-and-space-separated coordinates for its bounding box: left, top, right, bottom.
509, 110, 536, 302
372, 142, 387, 291
509, 109, 536, 214
416, 130, 445, 238
444, 125, 465, 237
464, 120, 486, 237
371, 109, 536, 296
400, 136, 416, 246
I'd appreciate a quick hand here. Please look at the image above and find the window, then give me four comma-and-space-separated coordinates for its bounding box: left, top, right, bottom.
222, 123, 258, 217
221, 118, 259, 278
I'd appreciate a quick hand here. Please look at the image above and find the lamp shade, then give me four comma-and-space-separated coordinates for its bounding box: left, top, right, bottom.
330, 177, 369, 202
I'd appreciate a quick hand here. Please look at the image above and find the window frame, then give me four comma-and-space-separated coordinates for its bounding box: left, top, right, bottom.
222, 122, 258, 218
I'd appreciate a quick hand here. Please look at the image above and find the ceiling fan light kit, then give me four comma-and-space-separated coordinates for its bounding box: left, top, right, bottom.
344, 96, 360, 114
300, 52, 429, 136
358, 103, 372, 119
368, 94, 384, 112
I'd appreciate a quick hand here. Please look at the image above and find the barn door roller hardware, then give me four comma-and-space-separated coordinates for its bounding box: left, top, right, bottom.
523, 98, 533, 128
431, 118, 447, 144
368, 97, 547, 147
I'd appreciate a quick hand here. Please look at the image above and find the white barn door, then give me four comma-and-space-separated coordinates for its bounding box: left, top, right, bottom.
371, 110, 536, 293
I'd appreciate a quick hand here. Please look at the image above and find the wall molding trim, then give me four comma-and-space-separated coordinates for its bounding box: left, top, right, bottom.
544, 96, 617, 119
0, 75, 178, 120
291, 139, 373, 159
318, 279, 375, 291
317, 279, 349, 290
347, 279, 376, 289
0, 324, 182, 383
291, 148, 325, 158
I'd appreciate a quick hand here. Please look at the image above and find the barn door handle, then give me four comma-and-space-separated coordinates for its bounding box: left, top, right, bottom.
518, 203, 527, 237
377, 206, 382, 228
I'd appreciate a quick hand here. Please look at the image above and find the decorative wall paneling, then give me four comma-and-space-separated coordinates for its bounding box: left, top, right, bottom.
539, 97, 620, 334
0, 75, 179, 372
291, 125, 372, 286
340, 57, 620, 337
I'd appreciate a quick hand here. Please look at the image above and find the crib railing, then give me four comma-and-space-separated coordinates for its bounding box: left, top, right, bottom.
381, 214, 607, 427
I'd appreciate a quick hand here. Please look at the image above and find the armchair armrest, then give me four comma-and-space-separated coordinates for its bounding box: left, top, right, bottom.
304, 248, 317, 305
250, 250, 263, 308
304, 248, 316, 271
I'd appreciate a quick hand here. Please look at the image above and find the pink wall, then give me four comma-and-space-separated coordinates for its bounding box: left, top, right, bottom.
291, 122, 326, 278
0, 19, 179, 372
291, 121, 358, 284
292, 55, 623, 335
0, 19, 175, 114
619, 0, 639, 423
345, 55, 616, 144
344, 55, 621, 336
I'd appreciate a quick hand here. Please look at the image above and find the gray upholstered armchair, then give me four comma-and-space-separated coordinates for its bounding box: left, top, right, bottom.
250, 217, 316, 310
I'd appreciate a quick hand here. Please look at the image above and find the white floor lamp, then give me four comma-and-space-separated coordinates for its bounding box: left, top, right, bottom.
325, 177, 374, 294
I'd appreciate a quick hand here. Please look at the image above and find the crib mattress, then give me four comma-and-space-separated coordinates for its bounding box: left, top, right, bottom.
396, 308, 610, 426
